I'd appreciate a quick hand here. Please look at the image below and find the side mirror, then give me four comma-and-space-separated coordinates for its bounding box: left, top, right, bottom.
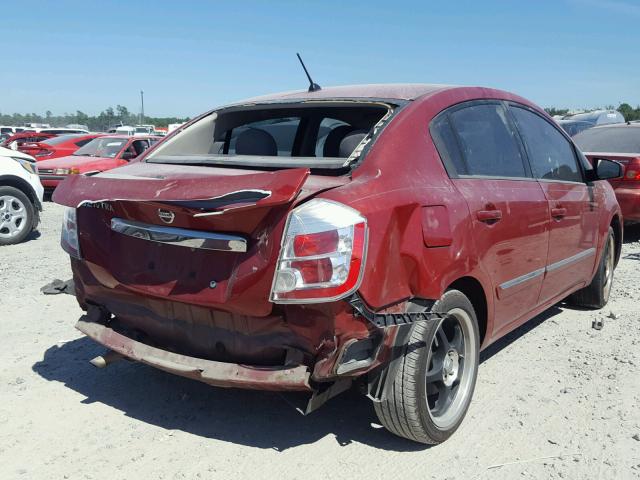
595, 158, 623, 180
121, 151, 136, 160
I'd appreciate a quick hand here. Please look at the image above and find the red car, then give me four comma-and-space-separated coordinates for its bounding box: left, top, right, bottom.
38, 135, 158, 193
20, 133, 103, 160
573, 123, 640, 223
54, 84, 622, 445
1, 132, 56, 149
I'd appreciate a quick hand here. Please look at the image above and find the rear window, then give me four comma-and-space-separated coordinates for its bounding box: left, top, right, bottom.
42, 135, 84, 146
145, 102, 392, 171
574, 126, 640, 154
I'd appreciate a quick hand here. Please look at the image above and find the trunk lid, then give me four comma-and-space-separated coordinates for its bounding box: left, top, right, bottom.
53, 162, 348, 316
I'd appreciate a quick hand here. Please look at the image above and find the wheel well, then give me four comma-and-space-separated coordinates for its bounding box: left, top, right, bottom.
0, 175, 40, 210
447, 277, 488, 345
610, 215, 622, 266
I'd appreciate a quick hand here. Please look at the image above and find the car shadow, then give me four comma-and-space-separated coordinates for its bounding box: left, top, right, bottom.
32, 336, 425, 452
21, 229, 41, 243
623, 224, 640, 244
32, 306, 565, 452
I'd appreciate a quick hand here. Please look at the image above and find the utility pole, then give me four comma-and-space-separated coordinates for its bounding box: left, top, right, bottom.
140, 90, 144, 125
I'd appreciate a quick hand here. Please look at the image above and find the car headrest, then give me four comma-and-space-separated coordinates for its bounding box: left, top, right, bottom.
235, 128, 277, 156
323, 125, 354, 157
338, 129, 368, 158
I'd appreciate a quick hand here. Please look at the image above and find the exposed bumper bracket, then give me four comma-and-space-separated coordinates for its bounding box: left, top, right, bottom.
349, 294, 445, 328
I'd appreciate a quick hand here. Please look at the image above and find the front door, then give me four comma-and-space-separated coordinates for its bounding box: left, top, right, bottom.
509, 105, 599, 303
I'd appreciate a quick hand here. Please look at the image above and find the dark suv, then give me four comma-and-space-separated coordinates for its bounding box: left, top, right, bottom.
54, 84, 622, 444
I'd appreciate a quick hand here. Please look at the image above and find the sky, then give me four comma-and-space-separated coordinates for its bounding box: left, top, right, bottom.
1, 0, 639, 118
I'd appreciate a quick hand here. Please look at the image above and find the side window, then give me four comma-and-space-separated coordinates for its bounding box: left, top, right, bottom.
510, 107, 582, 182
430, 114, 467, 176
449, 104, 527, 178
315, 118, 350, 157
227, 117, 301, 156
75, 138, 93, 147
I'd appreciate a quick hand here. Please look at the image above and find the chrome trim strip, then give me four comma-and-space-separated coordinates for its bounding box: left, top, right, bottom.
500, 247, 596, 290
545, 247, 596, 272
110, 218, 247, 252
499, 268, 545, 291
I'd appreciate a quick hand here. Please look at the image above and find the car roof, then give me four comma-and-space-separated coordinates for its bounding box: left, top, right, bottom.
234, 83, 457, 104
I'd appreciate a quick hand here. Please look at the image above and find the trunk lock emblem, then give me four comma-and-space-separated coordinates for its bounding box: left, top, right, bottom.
157, 209, 175, 224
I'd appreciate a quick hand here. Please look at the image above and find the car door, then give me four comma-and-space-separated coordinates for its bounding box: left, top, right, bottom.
432, 101, 550, 336
509, 105, 599, 304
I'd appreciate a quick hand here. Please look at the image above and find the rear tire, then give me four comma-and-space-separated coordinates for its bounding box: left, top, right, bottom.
374, 290, 480, 444
568, 227, 615, 309
0, 186, 35, 246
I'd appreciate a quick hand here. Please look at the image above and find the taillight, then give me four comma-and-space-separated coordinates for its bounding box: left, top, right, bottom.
625, 169, 640, 180
270, 199, 368, 303
61, 207, 82, 259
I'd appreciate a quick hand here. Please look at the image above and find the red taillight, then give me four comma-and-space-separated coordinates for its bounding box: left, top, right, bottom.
270, 199, 368, 303
625, 169, 640, 180
293, 230, 339, 256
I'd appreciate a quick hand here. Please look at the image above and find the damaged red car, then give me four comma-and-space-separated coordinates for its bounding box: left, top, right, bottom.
54, 84, 623, 444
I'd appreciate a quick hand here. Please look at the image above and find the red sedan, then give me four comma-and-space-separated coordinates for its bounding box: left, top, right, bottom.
574, 123, 640, 223
54, 84, 622, 444
20, 133, 103, 161
38, 135, 158, 193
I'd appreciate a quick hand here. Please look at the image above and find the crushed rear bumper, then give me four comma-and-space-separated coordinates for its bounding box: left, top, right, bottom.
77, 306, 312, 391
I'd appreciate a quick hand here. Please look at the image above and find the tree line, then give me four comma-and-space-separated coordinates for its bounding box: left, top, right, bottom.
0, 105, 189, 131
545, 103, 640, 121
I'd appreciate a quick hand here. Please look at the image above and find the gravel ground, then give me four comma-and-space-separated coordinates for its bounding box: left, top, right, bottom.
1, 202, 639, 480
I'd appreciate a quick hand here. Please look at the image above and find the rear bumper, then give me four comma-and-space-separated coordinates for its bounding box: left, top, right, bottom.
614, 187, 640, 223
77, 307, 312, 391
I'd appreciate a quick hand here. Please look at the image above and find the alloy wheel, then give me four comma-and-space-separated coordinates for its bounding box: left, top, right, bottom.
425, 308, 478, 430
0, 195, 28, 240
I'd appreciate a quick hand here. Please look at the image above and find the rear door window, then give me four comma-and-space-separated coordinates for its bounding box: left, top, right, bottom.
511, 106, 582, 182
448, 103, 528, 178
315, 118, 351, 157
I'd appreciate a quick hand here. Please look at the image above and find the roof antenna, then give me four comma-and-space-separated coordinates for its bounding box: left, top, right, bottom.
296, 53, 321, 92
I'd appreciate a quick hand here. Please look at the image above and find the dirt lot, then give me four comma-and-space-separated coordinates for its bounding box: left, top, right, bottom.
1, 203, 639, 480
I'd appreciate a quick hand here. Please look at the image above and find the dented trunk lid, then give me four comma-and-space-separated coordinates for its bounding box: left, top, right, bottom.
53, 162, 348, 316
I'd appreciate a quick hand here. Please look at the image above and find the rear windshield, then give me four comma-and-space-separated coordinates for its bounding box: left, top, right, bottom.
42, 134, 84, 146
74, 138, 127, 157
146, 102, 393, 171
573, 126, 640, 154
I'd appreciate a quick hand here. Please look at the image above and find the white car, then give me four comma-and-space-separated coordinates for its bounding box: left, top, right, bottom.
0, 146, 44, 245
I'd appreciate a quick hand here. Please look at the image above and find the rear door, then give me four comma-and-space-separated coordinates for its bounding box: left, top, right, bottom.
509, 105, 599, 303
432, 101, 550, 335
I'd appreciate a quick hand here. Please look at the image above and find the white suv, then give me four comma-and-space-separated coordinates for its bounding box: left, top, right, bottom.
0, 146, 44, 245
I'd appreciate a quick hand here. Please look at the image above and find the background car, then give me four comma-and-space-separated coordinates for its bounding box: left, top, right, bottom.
0, 146, 43, 245
20, 133, 104, 161
38, 135, 159, 193
563, 109, 625, 127
1, 132, 57, 150
556, 119, 593, 137
574, 123, 640, 223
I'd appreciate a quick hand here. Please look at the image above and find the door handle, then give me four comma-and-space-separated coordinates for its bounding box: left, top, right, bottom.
551, 207, 567, 219
476, 209, 503, 223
